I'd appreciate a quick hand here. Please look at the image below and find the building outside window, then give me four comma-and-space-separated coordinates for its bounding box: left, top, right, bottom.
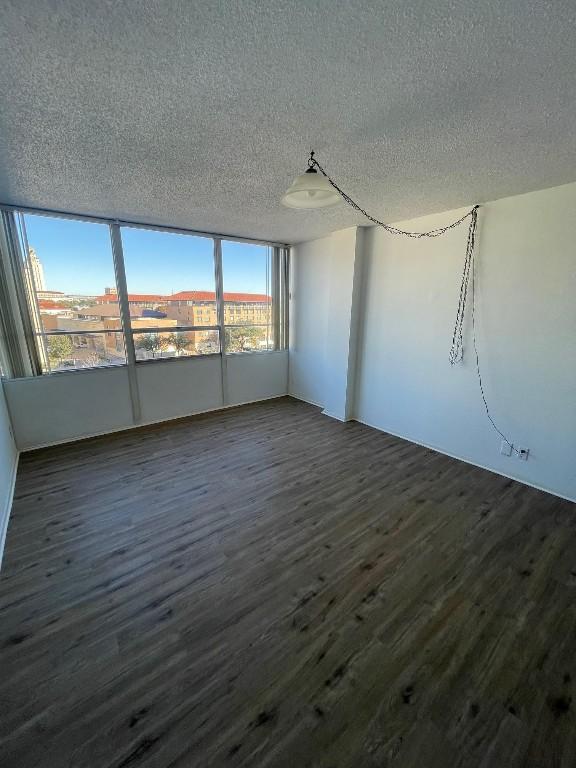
120, 227, 220, 360
221, 240, 275, 352
17, 213, 126, 374
0, 209, 288, 378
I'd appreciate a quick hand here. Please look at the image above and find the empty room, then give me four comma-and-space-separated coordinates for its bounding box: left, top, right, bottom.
1, 1, 575, 766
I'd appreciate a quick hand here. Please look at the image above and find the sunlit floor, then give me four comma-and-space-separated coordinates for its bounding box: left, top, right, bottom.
0, 397, 574, 767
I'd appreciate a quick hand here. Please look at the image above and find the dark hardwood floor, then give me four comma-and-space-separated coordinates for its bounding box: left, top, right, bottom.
0, 396, 575, 767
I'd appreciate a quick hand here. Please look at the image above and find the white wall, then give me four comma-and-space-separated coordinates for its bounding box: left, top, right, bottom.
226, 351, 288, 406
4, 351, 289, 450
4, 366, 134, 448
136, 357, 223, 424
290, 227, 363, 420
289, 235, 331, 408
290, 182, 576, 502
0, 380, 18, 563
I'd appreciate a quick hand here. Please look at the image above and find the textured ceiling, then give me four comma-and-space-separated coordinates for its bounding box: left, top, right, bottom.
1, 1, 576, 244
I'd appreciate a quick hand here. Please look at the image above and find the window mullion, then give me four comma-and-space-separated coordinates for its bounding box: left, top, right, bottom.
110, 223, 141, 422
1, 212, 43, 376
213, 237, 228, 403
282, 246, 290, 350
271, 246, 281, 350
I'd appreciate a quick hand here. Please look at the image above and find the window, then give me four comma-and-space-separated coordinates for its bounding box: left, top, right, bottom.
120, 227, 220, 360
221, 241, 275, 353
0, 207, 288, 377
16, 214, 126, 373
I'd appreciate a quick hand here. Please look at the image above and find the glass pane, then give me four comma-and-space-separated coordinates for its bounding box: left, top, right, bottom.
18, 214, 123, 372
225, 325, 274, 353
133, 330, 220, 361
120, 228, 217, 329
221, 241, 274, 350
39, 332, 126, 374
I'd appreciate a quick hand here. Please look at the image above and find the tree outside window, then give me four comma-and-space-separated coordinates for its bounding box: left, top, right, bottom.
136, 333, 169, 358
225, 326, 266, 352
167, 331, 192, 356
47, 335, 73, 366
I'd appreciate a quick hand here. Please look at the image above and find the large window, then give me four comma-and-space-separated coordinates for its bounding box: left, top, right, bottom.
16, 214, 126, 374
120, 227, 220, 360
222, 241, 275, 353
0, 208, 288, 378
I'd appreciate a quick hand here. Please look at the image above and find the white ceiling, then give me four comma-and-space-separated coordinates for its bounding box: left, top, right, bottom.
1, 0, 576, 244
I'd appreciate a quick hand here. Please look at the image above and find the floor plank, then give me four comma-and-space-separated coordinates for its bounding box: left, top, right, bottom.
0, 396, 574, 767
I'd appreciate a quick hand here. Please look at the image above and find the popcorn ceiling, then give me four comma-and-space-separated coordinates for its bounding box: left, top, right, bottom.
1, 0, 575, 243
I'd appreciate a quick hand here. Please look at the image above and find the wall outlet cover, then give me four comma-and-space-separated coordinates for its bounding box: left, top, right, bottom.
517, 447, 530, 461
500, 440, 513, 456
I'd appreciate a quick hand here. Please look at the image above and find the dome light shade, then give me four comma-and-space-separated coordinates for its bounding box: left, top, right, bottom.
281, 168, 341, 209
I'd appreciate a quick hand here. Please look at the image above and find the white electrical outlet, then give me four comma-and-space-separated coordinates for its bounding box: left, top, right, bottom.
500, 440, 512, 456
517, 447, 530, 461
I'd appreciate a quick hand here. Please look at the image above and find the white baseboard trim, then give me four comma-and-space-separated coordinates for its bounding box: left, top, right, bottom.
287, 392, 324, 409
355, 415, 576, 504
289, 391, 574, 503
289, 394, 351, 423
0, 451, 19, 571
321, 408, 350, 423
19, 393, 289, 453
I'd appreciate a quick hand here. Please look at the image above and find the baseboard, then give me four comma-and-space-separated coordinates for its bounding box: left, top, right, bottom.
0, 450, 19, 571
287, 391, 324, 409
289, 394, 351, 423
321, 408, 350, 423
20, 393, 290, 453
355, 415, 576, 504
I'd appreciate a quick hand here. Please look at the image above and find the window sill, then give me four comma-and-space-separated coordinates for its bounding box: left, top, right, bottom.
5, 349, 288, 380
8, 363, 128, 381
224, 349, 286, 357
134, 353, 221, 366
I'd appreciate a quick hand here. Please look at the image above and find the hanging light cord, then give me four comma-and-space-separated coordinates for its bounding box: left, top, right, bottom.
308, 151, 517, 453
470, 228, 520, 455
449, 205, 478, 365
309, 151, 477, 238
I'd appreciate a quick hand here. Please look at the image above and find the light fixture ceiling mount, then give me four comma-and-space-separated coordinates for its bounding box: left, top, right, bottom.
281, 151, 341, 209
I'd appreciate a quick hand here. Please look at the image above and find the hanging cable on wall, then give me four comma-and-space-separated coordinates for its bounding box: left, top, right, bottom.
306, 152, 480, 361
292, 151, 517, 453
448, 205, 479, 365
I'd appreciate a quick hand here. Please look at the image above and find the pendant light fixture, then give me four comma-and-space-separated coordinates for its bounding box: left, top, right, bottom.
281, 151, 341, 209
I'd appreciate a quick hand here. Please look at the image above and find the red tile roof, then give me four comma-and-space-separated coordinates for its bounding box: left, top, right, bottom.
171, 291, 271, 303
94, 293, 165, 303
94, 291, 271, 303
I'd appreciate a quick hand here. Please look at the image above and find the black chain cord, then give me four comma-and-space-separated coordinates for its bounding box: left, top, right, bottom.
309, 152, 477, 239
308, 151, 516, 452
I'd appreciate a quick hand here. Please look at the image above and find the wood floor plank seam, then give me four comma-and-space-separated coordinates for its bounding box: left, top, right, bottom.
0, 397, 574, 767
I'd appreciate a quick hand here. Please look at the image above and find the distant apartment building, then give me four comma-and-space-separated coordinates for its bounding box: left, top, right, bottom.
24, 247, 46, 292
161, 291, 271, 326
56, 304, 178, 360
94, 290, 273, 352
95, 289, 272, 326
26, 251, 272, 369
37, 290, 65, 300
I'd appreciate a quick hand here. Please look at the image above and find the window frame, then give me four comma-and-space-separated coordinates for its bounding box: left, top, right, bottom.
131, 326, 222, 362
38, 328, 128, 374
221, 240, 278, 355
0, 204, 289, 380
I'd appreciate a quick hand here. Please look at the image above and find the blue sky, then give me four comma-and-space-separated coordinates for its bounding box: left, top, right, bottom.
23, 214, 271, 296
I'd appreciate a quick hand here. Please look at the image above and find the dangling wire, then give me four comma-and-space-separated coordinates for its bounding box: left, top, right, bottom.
309, 151, 477, 239
469, 223, 520, 455
449, 205, 479, 365
307, 151, 517, 452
